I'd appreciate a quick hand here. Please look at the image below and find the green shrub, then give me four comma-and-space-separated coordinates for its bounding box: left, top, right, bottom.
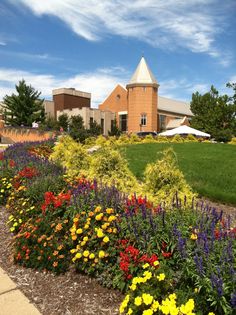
143, 148, 195, 205
116, 134, 131, 145
87, 147, 138, 193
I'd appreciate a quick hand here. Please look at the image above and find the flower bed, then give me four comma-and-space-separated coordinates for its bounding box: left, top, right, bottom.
0, 140, 235, 315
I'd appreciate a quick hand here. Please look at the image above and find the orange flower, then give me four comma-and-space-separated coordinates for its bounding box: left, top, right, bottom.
53, 261, 58, 267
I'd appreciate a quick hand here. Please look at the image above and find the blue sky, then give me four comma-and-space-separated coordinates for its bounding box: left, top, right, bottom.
0, 0, 236, 107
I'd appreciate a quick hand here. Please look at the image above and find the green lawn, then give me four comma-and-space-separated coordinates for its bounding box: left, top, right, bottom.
121, 142, 236, 205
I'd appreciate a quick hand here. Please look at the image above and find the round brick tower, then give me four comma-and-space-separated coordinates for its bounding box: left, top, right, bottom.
126, 57, 159, 133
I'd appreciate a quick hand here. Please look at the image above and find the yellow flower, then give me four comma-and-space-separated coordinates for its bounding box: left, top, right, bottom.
84, 258, 88, 262
134, 296, 142, 306
89, 253, 95, 259
106, 208, 114, 214
129, 284, 136, 291
157, 273, 165, 281
143, 271, 152, 280
108, 215, 116, 222
72, 235, 77, 241
127, 308, 133, 315
84, 224, 89, 229
142, 309, 153, 315
190, 233, 198, 240
73, 217, 79, 223
70, 249, 76, 254
153, 260, 159, 266
75, 252, 82, 259
97, 228, 104, 238
83, 250, 90, 257
98, 250, 105, 258
151, 300, 159, 311
95, 206, 101, 213
103, 236, 109, 243
76, 228, 83, 234
143, 263, 150, 269
95, 213, 103, 221
142, 293, 153, 306
208, 313, 215, 315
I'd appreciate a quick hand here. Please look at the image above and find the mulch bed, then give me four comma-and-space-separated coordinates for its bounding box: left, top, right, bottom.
0, 208, 123, 315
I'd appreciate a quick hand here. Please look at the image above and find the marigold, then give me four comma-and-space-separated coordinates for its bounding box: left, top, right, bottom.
103, 236, 109, 243
157, 273, 165, 281
134, 296, 142, 306
98, 250, 105, 258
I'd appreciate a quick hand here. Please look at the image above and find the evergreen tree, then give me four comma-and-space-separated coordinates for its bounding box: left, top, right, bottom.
88, 120, 102, 136
190, 85, 236, 142
2, 79, 45, 127
108, 117, 121, 136
58, 113, 69, 131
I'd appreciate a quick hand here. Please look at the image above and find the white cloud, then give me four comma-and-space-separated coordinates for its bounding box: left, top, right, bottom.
10, 0, 232, 61
0, 41, 6, 46
159, 78, 209, 99
0, 67, 128, 106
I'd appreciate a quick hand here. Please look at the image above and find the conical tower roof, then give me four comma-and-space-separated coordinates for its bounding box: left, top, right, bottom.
128, 57, 158, 86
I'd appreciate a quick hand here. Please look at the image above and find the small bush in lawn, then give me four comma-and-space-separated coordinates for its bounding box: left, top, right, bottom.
170, 134, 184, 143
185, 134, 198, 142
142, 134, 156, 143
143, 148, 195, 205
129, 134, 142, 144
229, 137, 236, 145
50, 135, 90, 177
95, 135, 107, 146
87, 147, 138, 193
116, 134, 131, 145
156, 136, 169, 143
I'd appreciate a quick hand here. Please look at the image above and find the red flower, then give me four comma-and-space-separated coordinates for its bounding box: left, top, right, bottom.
127, 274, 132, 280
0, 152, 4, 160
162, 252, 172, 259
9, 160, 15, 168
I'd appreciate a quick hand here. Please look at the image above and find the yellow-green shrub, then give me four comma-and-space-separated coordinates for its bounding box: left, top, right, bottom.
50, 135, 90, 177
185, 134, 197, 142
142, 134, 156, 143
129, 133, 142, 144
156, 136, 169, 143
95, 135, 107, 146
87, 147, 138, 193
170, 134, 184, 143
143, 148, 195, 205
116, 134, 131, 145
229, 137, 236, 145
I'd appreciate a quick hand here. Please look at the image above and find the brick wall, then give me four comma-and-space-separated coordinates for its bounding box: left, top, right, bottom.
0, 128, 55, 144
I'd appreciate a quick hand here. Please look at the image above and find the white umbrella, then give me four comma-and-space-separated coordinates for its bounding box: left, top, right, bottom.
158, 125, 210, 137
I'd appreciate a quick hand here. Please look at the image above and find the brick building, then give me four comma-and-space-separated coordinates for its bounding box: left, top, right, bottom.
99, 57, 193, 132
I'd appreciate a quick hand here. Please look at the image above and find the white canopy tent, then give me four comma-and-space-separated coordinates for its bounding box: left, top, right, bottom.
158, 125, 211, 137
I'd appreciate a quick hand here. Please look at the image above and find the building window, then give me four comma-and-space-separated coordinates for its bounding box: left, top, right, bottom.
140, 113, 147, 126
116, 94, 120, 100
119, 114, 127, 132
90, 117, 93, 125
143, 86, 146, 91
159, 115, 166, 130
101, 118, 104, 134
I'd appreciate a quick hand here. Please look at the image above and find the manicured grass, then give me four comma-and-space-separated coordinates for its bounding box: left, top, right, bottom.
121, 142, 236, 205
